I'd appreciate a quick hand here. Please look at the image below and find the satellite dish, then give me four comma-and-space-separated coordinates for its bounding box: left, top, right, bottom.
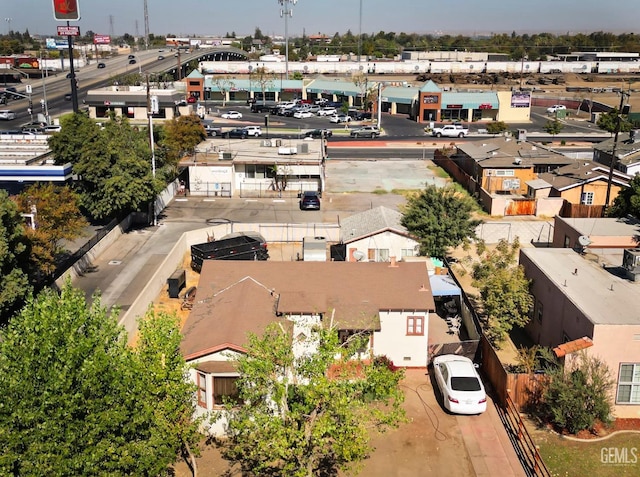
578, 235, 592, 246
352, 251, 366, 262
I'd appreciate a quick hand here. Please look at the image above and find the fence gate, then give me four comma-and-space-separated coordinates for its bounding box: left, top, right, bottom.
505, 198, 536, 216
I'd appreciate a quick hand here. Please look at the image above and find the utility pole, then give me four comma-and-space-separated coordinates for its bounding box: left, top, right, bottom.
143, 0, 150, 50
603, 91, 631, 215
146, 74, 158, 226
278, 0, 297, 80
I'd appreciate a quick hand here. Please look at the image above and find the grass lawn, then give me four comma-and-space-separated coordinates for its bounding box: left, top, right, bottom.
536, 432, 640, 477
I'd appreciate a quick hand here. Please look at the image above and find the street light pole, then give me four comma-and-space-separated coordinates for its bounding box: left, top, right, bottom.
278, 0, 297, 80
357, 0, 362, 63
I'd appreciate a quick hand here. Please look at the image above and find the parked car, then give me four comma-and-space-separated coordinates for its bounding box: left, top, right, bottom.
242, 125, 262, 137
64, 93, 72, 101
350, 125, 380, 138
157, 55, 165, 60
97, 62, 106, 69
330, 114, 351, 123
203, 124, 222, 137
0, 110, 17, 120
299, 191, 321, 210
314, 98, 328, 106
187, 96, 197, 103
317, 107, 337, 117
304, 128, 333, 139
223, 128, 248, 139
306, 105, 321, 114
293, 110, 313, 119
128, 59, 137, 64
546, 104, 567, 114
432, 355, 487, 415
221, 111, 243, 119
43, 125, 62, 134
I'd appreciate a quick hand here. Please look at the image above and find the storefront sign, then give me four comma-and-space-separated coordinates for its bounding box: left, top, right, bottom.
57, 26, 80, 36
423, 94, 439, 104
479, 103, 493, 110
446, 104, 463, 109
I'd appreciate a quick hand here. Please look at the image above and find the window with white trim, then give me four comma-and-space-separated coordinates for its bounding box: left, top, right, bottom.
581, 192, 594, 205
495, 169, 515, 177
197, 372, 207, 408
617, 363, 640, 404
406, 316, 424, 336
401, 248, 415, 258
213, 376, 240, 405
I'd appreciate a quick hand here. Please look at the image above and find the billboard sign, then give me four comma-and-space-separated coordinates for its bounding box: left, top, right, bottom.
52, 0, 80, 21
46, 38, 69, 50
511, 92, 531, 108
94, 35, 111, 45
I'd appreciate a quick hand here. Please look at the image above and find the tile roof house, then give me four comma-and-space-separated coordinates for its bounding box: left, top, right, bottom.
593, 131, 640, 176
339, 206, 419, 262
181, 260, 436, 434
520, 247, 640, 418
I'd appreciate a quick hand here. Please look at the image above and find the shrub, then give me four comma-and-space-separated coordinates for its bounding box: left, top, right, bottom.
540, 352, 613, 434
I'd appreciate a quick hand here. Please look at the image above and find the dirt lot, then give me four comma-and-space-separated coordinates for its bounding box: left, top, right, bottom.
170, 369, 474, 477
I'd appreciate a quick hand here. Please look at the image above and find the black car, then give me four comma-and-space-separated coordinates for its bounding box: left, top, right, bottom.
223, 128, 248, 139
64, 93, 72, 101
97, 62, 106, 69
129, 59, 137, 64
304, 129, 333, 139
299, 191, 321, 210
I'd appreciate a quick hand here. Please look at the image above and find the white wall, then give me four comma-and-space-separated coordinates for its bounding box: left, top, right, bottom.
345, 231, 419, 262
373, 310, 429, 367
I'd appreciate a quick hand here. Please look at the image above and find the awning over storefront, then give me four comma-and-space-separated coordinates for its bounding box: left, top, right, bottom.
380, 86, 419, 104
429, 274, 462, 297
306, 78, 361, 96
441, 92, 499, 110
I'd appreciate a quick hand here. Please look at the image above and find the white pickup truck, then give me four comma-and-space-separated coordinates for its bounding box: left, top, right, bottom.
431, 124, 469, 138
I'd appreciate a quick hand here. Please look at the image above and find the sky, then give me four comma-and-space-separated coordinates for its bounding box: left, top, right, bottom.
3, 0, 640, 39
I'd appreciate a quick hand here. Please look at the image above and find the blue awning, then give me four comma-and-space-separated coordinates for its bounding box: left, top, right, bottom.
429, 274, 461, 297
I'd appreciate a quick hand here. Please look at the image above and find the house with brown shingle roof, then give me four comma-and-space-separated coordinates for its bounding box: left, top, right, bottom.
534, 161, 630, 215
181, 260, 435, 434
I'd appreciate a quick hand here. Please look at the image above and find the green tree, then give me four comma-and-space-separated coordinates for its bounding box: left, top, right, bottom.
159, 114, 206, 177
0, 190, 31, 322
15, 183, 88, 278
401, 184, 480, 257
608, 174, 640, 219
472, 238, 533, 344
486, 121, 508, 135
48, 112, 102, 166
220, 323, 405, 477
0, 283, 202, 476
597, 107, 633, 134
540, 352, 613, 434
72, 115, 156, 221
543, 118, 564, 136
132, 311, 203, 477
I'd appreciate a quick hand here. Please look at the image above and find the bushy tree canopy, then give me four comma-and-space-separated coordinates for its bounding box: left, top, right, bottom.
220, 323, 405, 477
50, 113, 157, 221
401, 184, 480, 258
0, 190, 31, 322
472, 238, 533, 344
540, 352, 613, 434
608, 174, 640, 219
15, 183, 88, 278
0, 283, 201, 475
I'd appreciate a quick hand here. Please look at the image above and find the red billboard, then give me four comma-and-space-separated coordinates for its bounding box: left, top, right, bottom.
94, 35, 111, 45
52, 0, 80, 21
